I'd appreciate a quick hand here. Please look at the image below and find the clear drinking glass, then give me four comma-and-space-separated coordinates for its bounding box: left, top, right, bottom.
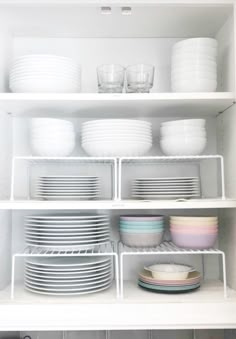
97, 64, 125, 93
126, 64, 155, 93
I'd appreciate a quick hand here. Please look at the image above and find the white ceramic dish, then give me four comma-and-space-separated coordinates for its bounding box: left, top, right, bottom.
145, 263, 193, 279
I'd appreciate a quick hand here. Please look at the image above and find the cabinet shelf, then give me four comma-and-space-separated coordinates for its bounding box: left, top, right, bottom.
1, 199, 236, 209
0, 92, 234, 117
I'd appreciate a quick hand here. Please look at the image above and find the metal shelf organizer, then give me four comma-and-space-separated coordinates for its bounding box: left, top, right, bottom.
118, 155, 225, 201
11, 156, 118, 201
11, 242, 119, 299
118, 241, 227, 299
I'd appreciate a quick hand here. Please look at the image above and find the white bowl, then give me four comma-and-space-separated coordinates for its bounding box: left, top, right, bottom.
144, 263, 193, 280
160, 130, 206, 138
31, 118, 73, 128
161, 125, 205, 133
160, 137, 207, 156
83, 119, 151, 128
172, 78, 217, 92
173, 38, 217, 49
82, 141, 152, 157
82, 135, 152, 142
171, 70, 217, 81
173, 47, 217, 58
161, 119, 206, 128
10, 82, 80, 93
171, 63, 217, 72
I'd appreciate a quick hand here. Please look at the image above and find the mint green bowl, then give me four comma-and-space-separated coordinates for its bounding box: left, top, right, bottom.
120, 228, 163, 234
120, 221, 164, 227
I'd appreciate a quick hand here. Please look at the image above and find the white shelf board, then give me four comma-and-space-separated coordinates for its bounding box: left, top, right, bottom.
0, 93, 234, 118
2, 199, 236, 209
0, 281, 236, 329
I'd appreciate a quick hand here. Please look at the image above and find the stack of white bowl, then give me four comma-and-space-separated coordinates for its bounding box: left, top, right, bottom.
31, 118, 76, 156
160, 119, 207, 156
81, 119, 152, 157
10, 54, 81, 93
171, 38, 217, 92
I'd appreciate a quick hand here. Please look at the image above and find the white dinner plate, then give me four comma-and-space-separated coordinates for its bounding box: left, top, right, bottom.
26, 256, 111, 267
25, 268, 111, 282
25, 275, 111, 288
25, 262, 112, 274
25, 281, 112, 295
25, 228, 109, 235
25, 263, 112, 276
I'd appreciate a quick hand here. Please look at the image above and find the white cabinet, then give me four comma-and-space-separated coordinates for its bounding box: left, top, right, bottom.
0, 0, 235, 331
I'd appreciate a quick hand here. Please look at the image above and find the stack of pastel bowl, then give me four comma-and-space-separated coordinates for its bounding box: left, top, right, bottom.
138, 264, 201, 294
170, 216, 218, 249
119, 215, 164, 247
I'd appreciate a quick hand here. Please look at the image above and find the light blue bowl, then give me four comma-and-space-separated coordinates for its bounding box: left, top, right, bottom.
120, 221, 164, 227
120, 228, 164, 234
120, 225, 164, 231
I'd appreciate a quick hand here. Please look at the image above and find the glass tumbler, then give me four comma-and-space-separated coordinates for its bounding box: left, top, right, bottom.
126, 64, 155, 93
97, 64, 125, 93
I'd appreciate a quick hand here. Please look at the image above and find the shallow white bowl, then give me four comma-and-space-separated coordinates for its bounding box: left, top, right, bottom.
160, 137, 207, 156
82, 141, 152, 157
144, 263, 193, 280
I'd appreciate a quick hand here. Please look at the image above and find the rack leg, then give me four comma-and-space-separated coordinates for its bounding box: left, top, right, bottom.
11, 255, 16, 299
222, 252, 228, 298
120, 253, 124, 299
148, 330, 153, 339
201, 254, 205, 280
114, 254, 120, 298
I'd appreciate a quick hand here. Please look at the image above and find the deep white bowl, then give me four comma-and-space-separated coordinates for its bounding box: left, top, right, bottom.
161, 119, 206, 128
160, 137, 207, 156
160, 130, 206, 138
161, 125, 205, 134
31, 141, 75, 156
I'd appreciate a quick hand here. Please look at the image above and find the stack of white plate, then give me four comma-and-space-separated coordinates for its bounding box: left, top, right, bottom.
25, 214, 110, 249
10, 54, 81, 93
30, 118, 75, 156
24, 256, 113, 296
160, 119, 207, 156
171, 38, 217, 92
36, 176, 100, 200
81, 119, 152, 157
132, 177, 200, 199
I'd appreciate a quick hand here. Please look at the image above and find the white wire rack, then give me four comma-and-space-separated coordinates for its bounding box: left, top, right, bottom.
11, 241, 119, 299
11, 156, 118, 201
118, 155, 225, 200
118, 241, 227, 299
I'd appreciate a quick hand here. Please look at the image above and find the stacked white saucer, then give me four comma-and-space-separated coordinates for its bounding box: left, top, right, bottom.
30, 118, 75, 156
10, 54, 81, 93
81, 119, 152, 157
171, 38, 217, 92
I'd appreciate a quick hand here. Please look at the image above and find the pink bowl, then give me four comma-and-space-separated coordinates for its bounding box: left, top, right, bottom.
170, 227, 218, 234
171, 230, 217, 249
170, 223, 218, 229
